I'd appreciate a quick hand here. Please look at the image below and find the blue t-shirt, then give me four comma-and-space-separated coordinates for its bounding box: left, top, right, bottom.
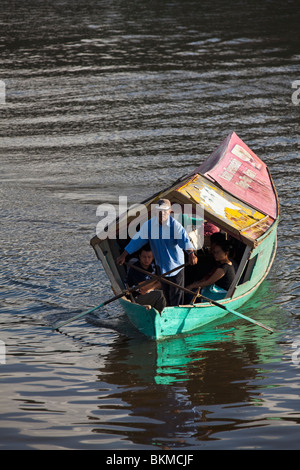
125, 216, 194, 276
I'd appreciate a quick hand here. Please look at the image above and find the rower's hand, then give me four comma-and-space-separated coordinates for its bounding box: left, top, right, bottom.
117, 251, 127, 265
188, 252, 198, 265
139, 285, 152, 295
186, 282, 199, 290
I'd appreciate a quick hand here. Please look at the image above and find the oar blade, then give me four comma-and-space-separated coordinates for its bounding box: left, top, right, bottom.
227, 308, 274, 333
52, 303, 105, 330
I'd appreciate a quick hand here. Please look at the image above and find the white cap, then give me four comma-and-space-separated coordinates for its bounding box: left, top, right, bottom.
155, 198, 171, 210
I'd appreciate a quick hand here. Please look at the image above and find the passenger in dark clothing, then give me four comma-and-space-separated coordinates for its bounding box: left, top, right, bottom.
126, 246, 167, 313
210, 231, 226, 250
186, 240, 236, 301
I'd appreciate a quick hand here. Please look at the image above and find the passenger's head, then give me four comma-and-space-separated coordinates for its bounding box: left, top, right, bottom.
138, 244, 154, 268
210, 231, 226, 248
212, 240, 232, 263
155, 198, 171, 225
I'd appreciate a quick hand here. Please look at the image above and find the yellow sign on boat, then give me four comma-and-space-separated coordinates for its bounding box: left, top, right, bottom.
176, 174, 274, 244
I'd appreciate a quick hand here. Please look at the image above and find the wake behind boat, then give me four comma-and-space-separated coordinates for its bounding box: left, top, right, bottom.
90, 132, 279, 339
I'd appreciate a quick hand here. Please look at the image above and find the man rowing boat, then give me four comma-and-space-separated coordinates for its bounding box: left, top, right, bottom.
117, 198, 197, 306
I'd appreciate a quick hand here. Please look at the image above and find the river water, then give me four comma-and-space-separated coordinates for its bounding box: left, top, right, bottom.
0, 0, 300, 451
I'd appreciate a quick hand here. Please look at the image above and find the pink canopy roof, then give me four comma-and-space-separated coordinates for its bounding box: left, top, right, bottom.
195, 132, 278, 220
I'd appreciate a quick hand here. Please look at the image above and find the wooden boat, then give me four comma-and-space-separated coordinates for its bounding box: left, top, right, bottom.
90, 132, 279, 339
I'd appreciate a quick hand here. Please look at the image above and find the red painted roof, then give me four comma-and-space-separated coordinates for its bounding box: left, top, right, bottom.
195, 132, 278, 220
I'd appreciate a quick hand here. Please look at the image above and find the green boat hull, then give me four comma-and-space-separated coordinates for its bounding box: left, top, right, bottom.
118, 221, 278, 339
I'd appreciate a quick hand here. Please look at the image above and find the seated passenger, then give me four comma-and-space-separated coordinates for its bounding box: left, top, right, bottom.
210, 232, 238, 270
210, 231, 226, 250
184, 230, 223, 290
126, 245, 167, 313
187, 239, 236, 301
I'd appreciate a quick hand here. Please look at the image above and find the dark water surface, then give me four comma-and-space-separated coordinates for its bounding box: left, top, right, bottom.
1, 0, 300, 450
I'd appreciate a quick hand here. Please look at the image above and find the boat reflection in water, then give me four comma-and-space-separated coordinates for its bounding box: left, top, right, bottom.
88, 280, 281, 387
85, 284, 284, 447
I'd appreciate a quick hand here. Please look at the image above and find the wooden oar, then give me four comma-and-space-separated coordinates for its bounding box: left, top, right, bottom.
52, 263, 188, 331
128, 263, 274, 333
52, 291, 130, 331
